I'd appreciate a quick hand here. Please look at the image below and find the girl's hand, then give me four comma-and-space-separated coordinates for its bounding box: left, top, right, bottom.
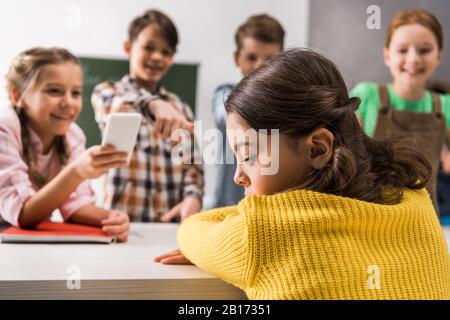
72, 145, 128, 179
154, 249, 193, 265
441, 148, 450, 174
148, 99, 194, 143
101, 210, 130, 242
160, 196, 202, 222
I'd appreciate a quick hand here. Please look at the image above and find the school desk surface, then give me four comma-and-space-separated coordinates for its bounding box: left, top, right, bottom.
0, 224, 449, 300
0, 223, 246, 300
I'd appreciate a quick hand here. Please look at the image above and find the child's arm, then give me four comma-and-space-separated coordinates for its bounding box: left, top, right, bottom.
176, 207, 248, 289
160, 101, 204, 222
69, 204, 129, 242
445, 131, 450, 174
18, 145, 128, 228
441, 147, 450, 174
159, 140, 203, 222
440, 95, 450, 173
91, 81, 117, 131
18, 161, 84, 228
91, 81, 193, 141
180, 131, 204, 216
181, 102, 204, 205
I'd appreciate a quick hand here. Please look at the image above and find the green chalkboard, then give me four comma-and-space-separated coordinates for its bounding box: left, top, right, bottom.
77, 56, 198, 147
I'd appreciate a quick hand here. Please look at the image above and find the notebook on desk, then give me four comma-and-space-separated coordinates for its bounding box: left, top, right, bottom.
0, 221, 116, 244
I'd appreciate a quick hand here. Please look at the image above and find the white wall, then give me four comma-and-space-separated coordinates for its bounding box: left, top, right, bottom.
0, 0, 310, 203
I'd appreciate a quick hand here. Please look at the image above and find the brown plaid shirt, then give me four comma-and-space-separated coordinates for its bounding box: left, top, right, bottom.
91, 75, 204, 222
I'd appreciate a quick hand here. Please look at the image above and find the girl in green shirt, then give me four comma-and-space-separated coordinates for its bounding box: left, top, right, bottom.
350, 9, 449, 209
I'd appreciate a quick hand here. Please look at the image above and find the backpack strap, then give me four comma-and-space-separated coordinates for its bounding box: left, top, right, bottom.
378, 84, 391, 113
431, 92, 442, 115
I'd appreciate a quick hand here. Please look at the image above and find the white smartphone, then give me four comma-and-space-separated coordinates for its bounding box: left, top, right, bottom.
101, 113, 142, 163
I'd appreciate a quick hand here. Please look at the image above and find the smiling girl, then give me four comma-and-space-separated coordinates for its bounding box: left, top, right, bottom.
350, 9, 450, 208
0, 47, 130, 241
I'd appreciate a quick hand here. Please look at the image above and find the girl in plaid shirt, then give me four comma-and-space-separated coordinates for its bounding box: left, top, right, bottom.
92, 10, 204, 222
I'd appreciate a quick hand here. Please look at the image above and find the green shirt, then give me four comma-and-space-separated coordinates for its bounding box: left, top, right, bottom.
349, 82, 450, 137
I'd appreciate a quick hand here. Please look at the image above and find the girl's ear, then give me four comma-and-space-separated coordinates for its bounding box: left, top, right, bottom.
383, 47, 390, 68
234, 51, 240, 67
123, 41, 132, 57
436, 50, 443, 66
308, 128, 334, 170
9, 86, 23, 106
165, 54, 175, 69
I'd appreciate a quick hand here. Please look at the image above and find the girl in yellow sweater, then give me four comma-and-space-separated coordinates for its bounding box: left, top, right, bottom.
155, 49, 450, 299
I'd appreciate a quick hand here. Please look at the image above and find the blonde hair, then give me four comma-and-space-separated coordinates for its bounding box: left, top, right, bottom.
6, 47, 81, 189
386, 9, 443, 50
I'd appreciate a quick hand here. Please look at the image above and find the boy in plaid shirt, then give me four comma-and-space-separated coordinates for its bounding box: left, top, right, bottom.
91, 10, 203, 222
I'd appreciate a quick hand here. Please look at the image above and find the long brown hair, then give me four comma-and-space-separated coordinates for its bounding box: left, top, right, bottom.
6, 47, 80, 189
225, 48, 431, 204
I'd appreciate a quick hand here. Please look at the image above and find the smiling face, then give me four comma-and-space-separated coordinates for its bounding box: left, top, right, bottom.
19, 62, 83, 150
384, 23, 442, 93
234, 37, 281, 77
125, 24, 174, 91
226, 112, 313, 196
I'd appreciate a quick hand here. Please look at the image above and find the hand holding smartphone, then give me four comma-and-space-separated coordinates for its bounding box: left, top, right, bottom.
101, 113, 142, 164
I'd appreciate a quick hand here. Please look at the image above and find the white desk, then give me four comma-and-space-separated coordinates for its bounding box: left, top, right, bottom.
1, 224, 449, 300
0, 223, 246, 300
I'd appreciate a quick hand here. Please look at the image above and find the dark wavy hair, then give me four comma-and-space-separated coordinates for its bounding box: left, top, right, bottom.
225, 48, 431, 204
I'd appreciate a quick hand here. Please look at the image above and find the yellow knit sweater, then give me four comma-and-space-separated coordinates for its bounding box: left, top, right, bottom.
178, 188, 450, 299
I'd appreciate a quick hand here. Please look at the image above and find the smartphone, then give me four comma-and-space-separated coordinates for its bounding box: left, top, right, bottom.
101, 113, 142, 163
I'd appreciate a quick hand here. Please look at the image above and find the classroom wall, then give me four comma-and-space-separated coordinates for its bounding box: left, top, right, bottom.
0, 0, 310, 205
309, 0, 450, 89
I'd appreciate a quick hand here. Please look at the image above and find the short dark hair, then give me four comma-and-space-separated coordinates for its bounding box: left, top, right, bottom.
128, 9, 179, 52
235, 14, 285, 53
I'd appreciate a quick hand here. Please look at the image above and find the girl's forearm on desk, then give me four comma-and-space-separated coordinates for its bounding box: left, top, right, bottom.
18, 162, 84, 228
69, 204, 109, 227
